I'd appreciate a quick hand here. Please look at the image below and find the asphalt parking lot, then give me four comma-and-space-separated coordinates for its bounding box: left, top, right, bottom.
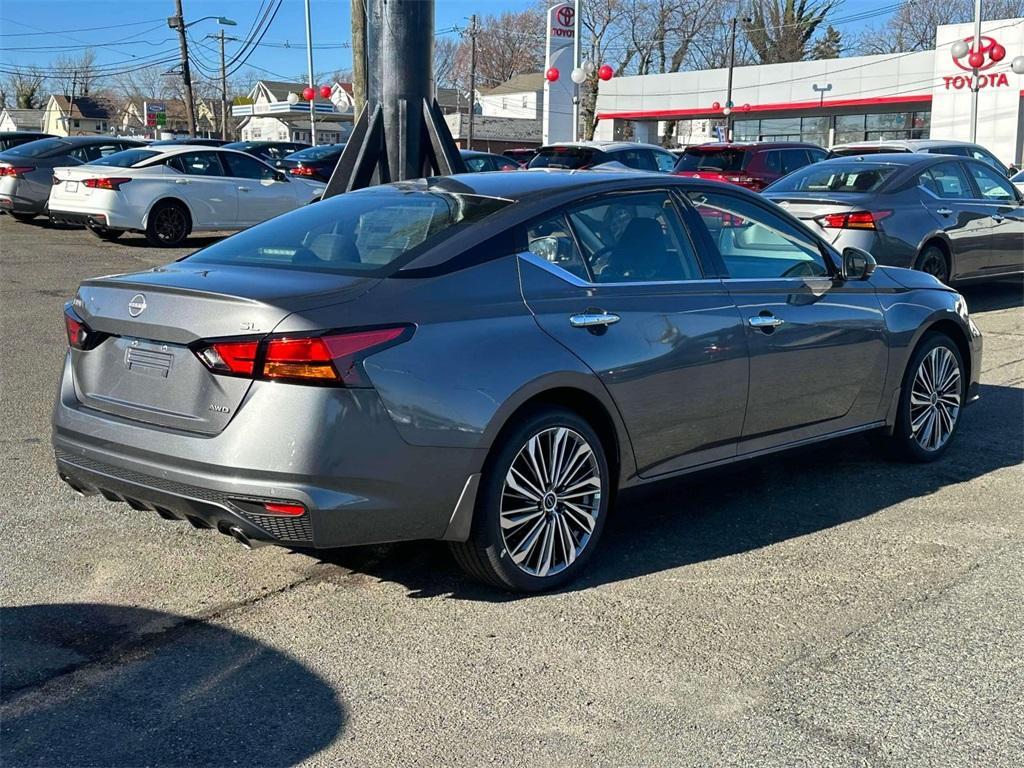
1, 214, 1022, 767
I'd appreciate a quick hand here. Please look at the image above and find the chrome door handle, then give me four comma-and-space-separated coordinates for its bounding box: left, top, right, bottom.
174, 179, 191, 184
237, 186, 250, 192
569, 312, 621, 328
748, 315, 784, 329
992, 214, 1004, 223
936, 207, 953, 216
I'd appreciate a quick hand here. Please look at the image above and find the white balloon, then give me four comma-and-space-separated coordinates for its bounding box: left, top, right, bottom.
583, 60, 596, 75
951, 40, 969, 59
570, 67, 587, 84
1012, 55, 1024, 75
722, 106, 732, 116
287, 92, 299, 105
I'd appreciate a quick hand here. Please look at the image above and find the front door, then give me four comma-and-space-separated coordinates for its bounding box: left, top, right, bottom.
164, 150, 237, 228
219, 151, 294, 225
963, 160, 1024, 275
917, 161, 994, 279
518, 189, 749, 477
684, 188, 888, 452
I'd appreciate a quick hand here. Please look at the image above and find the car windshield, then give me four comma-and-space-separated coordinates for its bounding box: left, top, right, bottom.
88, 149, 161, 167
286, 145, 343, 161
767, 163, 899, 193
829, 146, 908, 157
184, 185, 512, 276
528, 147, 597, 169
5, 137, 73, 157
674, 148, 747, 172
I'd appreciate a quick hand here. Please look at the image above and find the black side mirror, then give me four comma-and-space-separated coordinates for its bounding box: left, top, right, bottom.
274, 170, 288, 182
841, 247, 877, 281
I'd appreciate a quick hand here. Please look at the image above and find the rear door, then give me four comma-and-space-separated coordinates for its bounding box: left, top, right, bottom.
220, 151, 294, 225
164, 150, 237, 228
963, 160, 1024, 275
518, 189, 749, 476
917, 161, 993, 279
685, 188, 888, 450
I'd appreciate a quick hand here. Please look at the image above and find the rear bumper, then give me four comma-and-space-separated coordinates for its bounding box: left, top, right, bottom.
52, 354, 485, 549
49, 209, 109, 229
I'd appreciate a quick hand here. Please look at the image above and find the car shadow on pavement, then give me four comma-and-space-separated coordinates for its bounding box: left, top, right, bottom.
0, 603, 344, 767
325, 382, 1023, 600
958, 277, 1023, 312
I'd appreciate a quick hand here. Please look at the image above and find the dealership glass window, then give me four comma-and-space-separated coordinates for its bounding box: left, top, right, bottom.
758, 117, 802, 140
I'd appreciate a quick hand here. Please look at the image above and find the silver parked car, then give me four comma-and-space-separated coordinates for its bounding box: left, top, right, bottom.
828, 139, 1010, 177
764, 154, 1024, 284
54, 171, 982, 591
0, 136, 145, 220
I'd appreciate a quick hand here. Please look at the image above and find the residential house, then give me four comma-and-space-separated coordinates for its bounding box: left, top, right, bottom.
0, 108, 46, 133
43, 95, 115, 136
233, 80, 354, 145
444, 112, 542, 154
478, 73, 545, 120
119, 97, 218, 139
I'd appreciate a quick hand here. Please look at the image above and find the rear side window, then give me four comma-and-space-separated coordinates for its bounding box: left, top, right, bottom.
768, 163, 899, 193
918, 162, 972, 199
760, 151, 782, 174
167, 151, 225, 176
68, 143, 124, 163
286, 145, 342, 161
89, 149, 160, 167
779, 149, 811, 175
185, 186, 511, 276
611, 148, 657, 171
674, 148, 747, 172
528, 147, 599, 169
526, 213, 589, 281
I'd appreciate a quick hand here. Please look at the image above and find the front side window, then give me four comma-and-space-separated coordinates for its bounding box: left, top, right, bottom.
653, 150, 677, 172
967, 162, 1017, 201
687, 190, 828, 279
185, 186, 510, 276
221, 151, 276, 181
919, 162, 971, 199
566, 191, 702, 282
167, 151, 225, 176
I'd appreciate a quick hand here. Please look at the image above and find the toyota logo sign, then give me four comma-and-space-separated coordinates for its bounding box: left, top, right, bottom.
556, 6, 574, 27
953, 36, 998, 71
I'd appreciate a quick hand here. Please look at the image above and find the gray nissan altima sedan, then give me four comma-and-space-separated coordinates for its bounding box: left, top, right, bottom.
53, 170, 982, 591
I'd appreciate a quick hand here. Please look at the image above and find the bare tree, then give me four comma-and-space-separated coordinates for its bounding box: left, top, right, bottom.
448, 9, 547, 91
50, 48, 103, 96
856, 0, 1024, 54
434, 36, 462, 91
743, 0, 838, 64
4, 66, 46, 109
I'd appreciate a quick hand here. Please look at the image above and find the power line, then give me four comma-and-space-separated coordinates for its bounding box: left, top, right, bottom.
0, 17, 164, 37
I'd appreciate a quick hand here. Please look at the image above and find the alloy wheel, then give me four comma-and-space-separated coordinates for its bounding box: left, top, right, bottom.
154, 207, 187, 243
909, 346, 961, 451
499, 427, 602, 578
919, 249, 949, 283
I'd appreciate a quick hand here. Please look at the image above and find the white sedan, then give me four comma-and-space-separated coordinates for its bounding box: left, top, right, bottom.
48, 144, 325, 246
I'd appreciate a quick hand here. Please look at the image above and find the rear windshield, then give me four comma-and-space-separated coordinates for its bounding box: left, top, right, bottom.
286, 144, 343, 161
528, 147, 598, 169
5, 138, 72, 157
767, 163, 899, 193
674, 148, 747, 172
184, 185, 512, 276
829, 147, 909, 157
89, 149, 160, 167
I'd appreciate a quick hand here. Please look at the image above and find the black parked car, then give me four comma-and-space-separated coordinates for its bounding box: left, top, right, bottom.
460, 149, 519, 172
529, 141, 678, 172
150, 138, 228, 147
277, 144, 345, 182
0, 131, 54, 152
223, 140, 311, 167
53, 170, 981, 592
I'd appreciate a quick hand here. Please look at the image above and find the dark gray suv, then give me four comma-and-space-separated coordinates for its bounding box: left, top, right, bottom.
54, 171, 982, 591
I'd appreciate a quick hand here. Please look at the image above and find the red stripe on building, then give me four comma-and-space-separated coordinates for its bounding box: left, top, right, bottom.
597, 94, 934, 121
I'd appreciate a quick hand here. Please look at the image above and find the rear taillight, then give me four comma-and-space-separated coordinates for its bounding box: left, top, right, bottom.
83, 177, 132, 191
0, 165, 34, 178
289, 166, 316, 177
817, 210, 892, 230
64, 304, 105, 350
193, 326, 412, 386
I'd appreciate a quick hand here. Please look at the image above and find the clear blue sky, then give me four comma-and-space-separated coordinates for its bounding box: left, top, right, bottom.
0, 0, 535, 83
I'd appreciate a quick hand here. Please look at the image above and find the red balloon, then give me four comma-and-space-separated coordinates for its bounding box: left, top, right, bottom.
990, 43, 1006, 62
319, 84, 332, 99
742, 103, 751, 112
545, 67, 560, 82
598, 64, 614, 81
302, 86, 315, 101
968, 51, 985, 69
711, 101, 721, 110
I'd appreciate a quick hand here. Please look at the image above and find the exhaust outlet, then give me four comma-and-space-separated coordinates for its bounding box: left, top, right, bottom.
226, 525, 268, 550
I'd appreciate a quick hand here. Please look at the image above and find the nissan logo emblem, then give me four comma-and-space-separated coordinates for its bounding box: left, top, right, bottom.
128, 294, 147, 317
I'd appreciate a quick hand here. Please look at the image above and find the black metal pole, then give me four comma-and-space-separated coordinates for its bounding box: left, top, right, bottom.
725, 17, 737, 142
467, 14, 478, 150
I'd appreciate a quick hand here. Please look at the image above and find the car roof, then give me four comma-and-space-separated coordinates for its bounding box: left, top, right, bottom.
831, 139, 983, 151
537, 140, 671, 153
810, 153, 936, 167
685, 141, 821, 150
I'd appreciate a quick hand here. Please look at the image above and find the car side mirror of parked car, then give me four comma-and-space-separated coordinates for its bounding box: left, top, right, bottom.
841, 247, 876, 281
275, 170, 288, 183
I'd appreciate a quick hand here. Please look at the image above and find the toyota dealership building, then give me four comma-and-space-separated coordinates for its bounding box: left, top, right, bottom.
593, 18, 1024, 166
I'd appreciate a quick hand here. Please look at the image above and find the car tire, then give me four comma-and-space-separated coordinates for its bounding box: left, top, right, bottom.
450, 407, 610, 592
9, 211, 36, 222
87, 224, 124, 241
145, 200, 191, 247
915, 244, 950, 284
881, 333, 965, 462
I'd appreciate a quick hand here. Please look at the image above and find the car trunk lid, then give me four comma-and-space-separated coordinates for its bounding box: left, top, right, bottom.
765, 195, 863, 242
70, 264, 376, 435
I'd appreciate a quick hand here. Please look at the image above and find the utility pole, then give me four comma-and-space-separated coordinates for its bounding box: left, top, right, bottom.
969, 0, 981, 142
573, 0, 580, 141
304, 0, 317, 145
219, 30, 228, 140
66, 70, 77, 136
724, 16, 737, 142
467, 14, 478, 150
351, 0, 366, 116
171, 0, 197, 137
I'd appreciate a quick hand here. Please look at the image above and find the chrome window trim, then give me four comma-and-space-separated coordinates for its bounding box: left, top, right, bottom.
517, 250, 723, 289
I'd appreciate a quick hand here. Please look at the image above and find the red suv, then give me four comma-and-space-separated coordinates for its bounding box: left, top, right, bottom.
672, 142, 827, 191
